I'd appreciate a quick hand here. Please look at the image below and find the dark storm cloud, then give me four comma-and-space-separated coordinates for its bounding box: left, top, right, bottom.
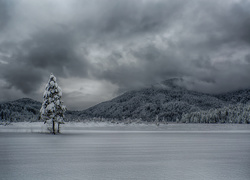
0, 0, 10, 31
200, 0, 250, 47
3, 65, 44, 94
0, 0, 188, 95
68, 0, 188, 44
95, 0, 186, 35
0, 30, 90, 94
84, 0, 250, 94
226, 1, 250, 44
24, 31, 89, 77
245, 54, 250, 63
1, 0, 250, 109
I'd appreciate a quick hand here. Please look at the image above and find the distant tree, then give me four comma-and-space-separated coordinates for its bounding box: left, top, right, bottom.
155, 115, 159, 126
40, 73, 66, 134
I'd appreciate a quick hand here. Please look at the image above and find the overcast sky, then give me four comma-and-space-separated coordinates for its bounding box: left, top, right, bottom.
0, 0, 250, 110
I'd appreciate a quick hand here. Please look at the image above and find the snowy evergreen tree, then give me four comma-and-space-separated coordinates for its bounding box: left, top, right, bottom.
40, 74, 66, 134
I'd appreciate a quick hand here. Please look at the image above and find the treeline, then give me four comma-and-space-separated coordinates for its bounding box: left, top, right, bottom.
0, 99, 41, 123
179, 103, 250, 124
0, 109, 39, 122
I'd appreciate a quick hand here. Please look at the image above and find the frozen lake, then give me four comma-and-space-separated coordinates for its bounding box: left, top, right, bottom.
1, 123, 250, 180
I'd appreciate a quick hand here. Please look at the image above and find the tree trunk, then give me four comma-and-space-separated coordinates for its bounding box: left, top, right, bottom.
52, 120, 55, 134
57, 123, 60, 133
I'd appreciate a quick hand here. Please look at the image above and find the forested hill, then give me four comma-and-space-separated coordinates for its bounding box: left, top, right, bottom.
215, 89, 250, 104
0, 98, 80, 122
1, 79, 250, 123
0, 98, 41, 122
79, 79, 250, 122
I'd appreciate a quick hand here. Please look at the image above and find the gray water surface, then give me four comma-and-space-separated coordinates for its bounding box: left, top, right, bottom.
1, 125, 250, 180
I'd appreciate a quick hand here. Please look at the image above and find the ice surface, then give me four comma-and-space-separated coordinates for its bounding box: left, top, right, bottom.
0, 123, 250, 180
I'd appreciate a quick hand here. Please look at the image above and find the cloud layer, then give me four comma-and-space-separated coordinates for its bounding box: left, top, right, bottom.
0, 0, 250, 109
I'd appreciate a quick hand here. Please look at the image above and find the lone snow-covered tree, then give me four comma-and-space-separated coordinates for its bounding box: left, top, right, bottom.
40, 73, 66, 134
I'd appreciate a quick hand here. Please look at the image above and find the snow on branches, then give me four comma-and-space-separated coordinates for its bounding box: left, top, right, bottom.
40, 74, 66, 133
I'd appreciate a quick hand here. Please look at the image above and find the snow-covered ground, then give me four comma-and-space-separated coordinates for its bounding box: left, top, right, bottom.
1, 122, 250, 133
1, 123, 250, 180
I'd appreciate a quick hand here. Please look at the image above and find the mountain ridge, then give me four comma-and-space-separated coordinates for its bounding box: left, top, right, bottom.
79, 79, 250, 122
1, 78, 250, 122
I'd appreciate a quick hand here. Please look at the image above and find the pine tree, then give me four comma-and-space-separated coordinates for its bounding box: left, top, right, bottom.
40, 73, 66, 134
